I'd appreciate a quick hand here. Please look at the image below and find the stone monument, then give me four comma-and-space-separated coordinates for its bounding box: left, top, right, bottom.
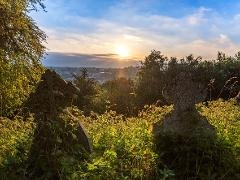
154, 72, 215, 138
25, 69, 92, 179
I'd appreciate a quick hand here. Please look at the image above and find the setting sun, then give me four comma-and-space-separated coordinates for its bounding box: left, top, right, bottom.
115, 45, 129, 58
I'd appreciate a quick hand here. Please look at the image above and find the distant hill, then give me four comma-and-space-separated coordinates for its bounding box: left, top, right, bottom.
49, 66, 139, 83
43, 52, 140, 68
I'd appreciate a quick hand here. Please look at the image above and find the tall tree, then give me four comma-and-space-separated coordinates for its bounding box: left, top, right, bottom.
73, 68, 100, 113
135, 50, 168, 107
0, 0, 46, 116
102, 78, 135, 116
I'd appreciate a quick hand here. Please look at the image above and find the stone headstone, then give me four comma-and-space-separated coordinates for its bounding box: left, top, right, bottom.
154, 72, 215, 137
25, 69, 92, 179
163, 72, 207, 113
25, 69, 79, 118
25, 69, 92, 151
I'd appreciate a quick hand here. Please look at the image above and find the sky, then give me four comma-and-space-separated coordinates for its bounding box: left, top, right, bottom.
30, 0, 240, 67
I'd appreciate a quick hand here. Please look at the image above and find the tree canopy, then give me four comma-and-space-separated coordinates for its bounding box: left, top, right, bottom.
0, 0, 46, 116
135, 50, 240, 109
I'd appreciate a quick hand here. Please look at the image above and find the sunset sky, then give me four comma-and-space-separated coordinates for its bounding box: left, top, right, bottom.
31, 0, 240, 67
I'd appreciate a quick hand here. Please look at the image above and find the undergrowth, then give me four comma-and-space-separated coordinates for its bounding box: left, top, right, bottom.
0, 117, 35, 179
70, 105, 172, 179
0, 100, 239, 179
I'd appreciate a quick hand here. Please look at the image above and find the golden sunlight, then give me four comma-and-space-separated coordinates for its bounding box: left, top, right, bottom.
115, 45, 129, 58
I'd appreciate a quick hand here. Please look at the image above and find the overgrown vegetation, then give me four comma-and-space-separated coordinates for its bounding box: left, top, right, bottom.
0, 117, 35, 179
0, 0, 239, 179
0, 101, 239, 179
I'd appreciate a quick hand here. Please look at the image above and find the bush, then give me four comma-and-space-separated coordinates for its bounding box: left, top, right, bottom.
199, 99, 240, 161
74, 105, 171, 179
0, 117, 35, 179
102, 78, 136, 116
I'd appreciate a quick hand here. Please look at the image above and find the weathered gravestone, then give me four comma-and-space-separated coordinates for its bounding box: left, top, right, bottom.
152, 72, 240, 180
154, 72, 215, 138
25, 69, 78, 118
25, 69, 92, 179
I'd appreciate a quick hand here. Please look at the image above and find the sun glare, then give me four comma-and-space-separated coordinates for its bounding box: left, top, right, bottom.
115, 45, 129, 58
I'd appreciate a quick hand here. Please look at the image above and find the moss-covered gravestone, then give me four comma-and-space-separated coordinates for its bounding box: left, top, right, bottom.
154, 72, 215, 137
153, 72, 217, 179
25, 69, 92, 179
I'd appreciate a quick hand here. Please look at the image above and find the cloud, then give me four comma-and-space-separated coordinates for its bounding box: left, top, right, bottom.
169, 34, 238, 59
186, 7, 211, 25
234, 14, 240, 21
35, 1, 240, 64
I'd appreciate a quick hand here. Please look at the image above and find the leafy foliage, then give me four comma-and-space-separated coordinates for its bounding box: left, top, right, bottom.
135, 51, 240, 109
75, 105, 172, 179
0, 0, 45, 116
1, 100, 238, 179
0, 117, 35, 179
199, 99, 240, 157
203, 52, 240, 100
136, 50, 168, 107
102, 78, 136, 116
73, 68, 106, 114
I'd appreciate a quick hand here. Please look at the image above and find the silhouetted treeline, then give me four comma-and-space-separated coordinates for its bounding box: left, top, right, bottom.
72, 50, 240, 116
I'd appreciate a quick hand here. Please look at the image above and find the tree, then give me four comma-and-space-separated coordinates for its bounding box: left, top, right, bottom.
212, 52, 240, 99
102, 78, 136, 116
136, 50, 240, 110
135, 50, 168, 107
0, 0, 46, 116
73, 68, 104, 114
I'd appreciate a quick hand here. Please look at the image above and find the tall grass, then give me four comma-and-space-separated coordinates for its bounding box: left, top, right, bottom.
0, 100, 239, 179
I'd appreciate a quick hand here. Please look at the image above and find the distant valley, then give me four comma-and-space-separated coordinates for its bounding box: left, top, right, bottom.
50, 66, 139, 83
